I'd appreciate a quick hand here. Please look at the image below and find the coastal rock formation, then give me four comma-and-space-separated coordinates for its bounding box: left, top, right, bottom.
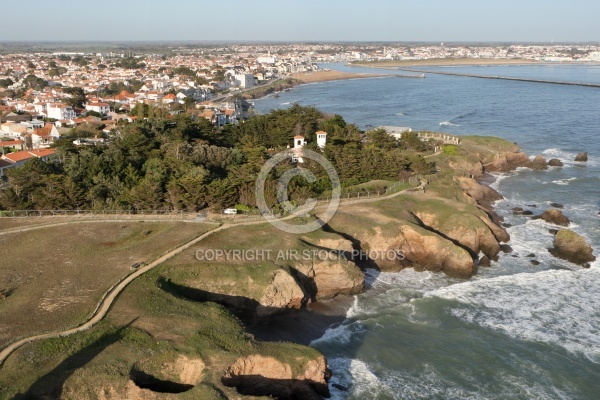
485, 151, 530, 172
575, 152, 588, 162
529, 155, 548, 170
548, 158, 564, 167
478, 255, 491, 267
536, 209, 571, 227
512, 207, 534, 216
161, 265, 307, 319
132, 354, 205, 387
257, 270, 307, 317
371, 223, 476, 278
222, 354, 329, 399
549, 229, 596, 266
457, 177, 503, 210
292, 257, 364, 301
90, 381, 188, 400
447, 158, 484, 178
414, 211, 505, 261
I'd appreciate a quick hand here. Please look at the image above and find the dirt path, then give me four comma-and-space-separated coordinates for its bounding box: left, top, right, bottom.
0, 184, 425, 366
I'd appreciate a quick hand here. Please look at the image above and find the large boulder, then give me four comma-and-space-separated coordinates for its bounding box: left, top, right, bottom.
575, 152, 588, 162
529, 155, 548, 170
548, 159, 564, 167
549, 229, 596, 266
512, 207, 534, 216
536, 209, 570, 227
222, 354, 329, 399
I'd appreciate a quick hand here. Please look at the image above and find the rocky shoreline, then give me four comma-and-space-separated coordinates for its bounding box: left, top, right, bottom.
20, 138, 595, 399
221, 139, 597, 398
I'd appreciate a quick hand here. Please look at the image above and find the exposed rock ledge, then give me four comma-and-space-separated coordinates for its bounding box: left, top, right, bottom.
161, 236, 364, 319
222, 354, 330, 399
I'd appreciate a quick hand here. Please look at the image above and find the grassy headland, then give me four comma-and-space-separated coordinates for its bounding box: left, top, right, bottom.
0, 105, 542, 398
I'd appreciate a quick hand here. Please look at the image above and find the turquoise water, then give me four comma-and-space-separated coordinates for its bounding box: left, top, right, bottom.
255, 64, 600, 399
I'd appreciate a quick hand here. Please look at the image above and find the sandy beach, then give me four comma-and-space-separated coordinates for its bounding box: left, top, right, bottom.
292, 69, 386, 83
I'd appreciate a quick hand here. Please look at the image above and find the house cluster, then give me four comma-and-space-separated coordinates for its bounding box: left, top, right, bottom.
0, 148, 56, 177
316, 44, 600, 63
1, 112, 61, 149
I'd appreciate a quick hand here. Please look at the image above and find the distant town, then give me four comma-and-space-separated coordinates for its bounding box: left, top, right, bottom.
1, 42, 599, 175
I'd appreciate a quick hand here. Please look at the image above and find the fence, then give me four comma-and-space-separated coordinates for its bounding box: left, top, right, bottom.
0, 180, 422, 224
0, 209, 194, 221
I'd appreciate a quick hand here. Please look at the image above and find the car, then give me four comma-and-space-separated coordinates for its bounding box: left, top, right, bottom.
223, 208, 238, 215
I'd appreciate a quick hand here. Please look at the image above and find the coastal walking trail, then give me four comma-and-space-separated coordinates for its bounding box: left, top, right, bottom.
0, 182, 425, 366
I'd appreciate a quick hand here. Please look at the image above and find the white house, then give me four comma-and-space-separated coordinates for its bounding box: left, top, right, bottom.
234, 73, 255, 89
47, 103, 76, 120
380, 126, 413, 140
316, 131, 327, 149
85, 102, 110, 115
32, 123, 60, 149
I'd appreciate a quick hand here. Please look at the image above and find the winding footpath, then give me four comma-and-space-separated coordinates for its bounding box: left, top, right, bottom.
0, 184, 425, 367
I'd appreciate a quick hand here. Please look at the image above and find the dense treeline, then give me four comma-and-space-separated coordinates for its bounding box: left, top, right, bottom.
0, 105, 435, 211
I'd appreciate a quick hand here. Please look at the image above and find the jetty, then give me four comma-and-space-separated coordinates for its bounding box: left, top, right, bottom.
392, 73, 426, 79
398, 68, 600, 88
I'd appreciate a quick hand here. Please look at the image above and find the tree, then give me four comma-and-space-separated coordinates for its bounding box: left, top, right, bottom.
366, 128, 397, 150
85, 110, 103, 118
23, 75, 47, 90
183, 96, 196, 110
0, 78, 13, 88
63, 87, 86, 108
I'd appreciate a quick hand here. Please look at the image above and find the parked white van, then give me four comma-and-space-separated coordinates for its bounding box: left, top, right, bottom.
223, 208, 238, 215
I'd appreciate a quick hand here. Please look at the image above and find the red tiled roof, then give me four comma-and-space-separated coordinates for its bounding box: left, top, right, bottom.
3, 150, 33, 163
29, 149, 56, 158
0, 140, 24, 147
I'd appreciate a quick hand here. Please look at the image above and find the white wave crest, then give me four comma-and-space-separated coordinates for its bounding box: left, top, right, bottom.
426, 268, 600, 362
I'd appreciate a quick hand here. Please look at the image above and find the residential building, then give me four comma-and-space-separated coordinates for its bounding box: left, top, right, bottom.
85, 102, 110, 115
234, 73, 255, 89
47, 103, 76, 120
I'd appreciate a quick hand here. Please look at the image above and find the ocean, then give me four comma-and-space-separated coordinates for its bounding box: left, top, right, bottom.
254, 63, 600, 399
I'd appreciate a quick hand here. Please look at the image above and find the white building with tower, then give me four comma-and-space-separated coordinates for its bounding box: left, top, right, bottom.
316, 131, 327, 149
292, 135, 306, 163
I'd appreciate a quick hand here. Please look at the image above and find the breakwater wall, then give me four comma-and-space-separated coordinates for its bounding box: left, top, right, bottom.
399, 68, 600, 88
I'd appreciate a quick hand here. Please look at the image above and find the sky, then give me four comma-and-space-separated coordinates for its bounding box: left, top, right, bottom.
2, 0, 599, 43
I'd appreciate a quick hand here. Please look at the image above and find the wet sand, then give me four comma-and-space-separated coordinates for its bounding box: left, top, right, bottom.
293, 70, 386, 83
